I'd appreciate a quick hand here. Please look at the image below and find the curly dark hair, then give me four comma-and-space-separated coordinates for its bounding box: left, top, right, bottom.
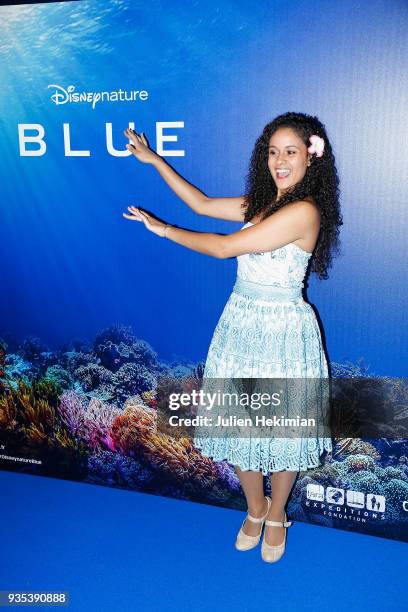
242, 111, 343, 279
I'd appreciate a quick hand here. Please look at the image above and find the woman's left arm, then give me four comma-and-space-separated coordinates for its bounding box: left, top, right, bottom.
123, 201, 319, 259
215, 201, 320, 258
165, 201, 319, 259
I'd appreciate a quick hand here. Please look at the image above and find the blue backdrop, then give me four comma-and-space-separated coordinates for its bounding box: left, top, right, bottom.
1, 0, 407, 374
0, 0, 407, 543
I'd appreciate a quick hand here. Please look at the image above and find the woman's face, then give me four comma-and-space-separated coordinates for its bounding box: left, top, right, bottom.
267, 127, 311, 198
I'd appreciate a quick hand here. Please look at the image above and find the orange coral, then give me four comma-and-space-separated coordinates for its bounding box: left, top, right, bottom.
0, 391, 17, 430
0, 379, 82, 450
110, 401, 218, 488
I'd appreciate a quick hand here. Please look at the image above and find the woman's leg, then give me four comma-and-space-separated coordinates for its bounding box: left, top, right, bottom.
264, 470, 299, 545
235, 466, 268, 536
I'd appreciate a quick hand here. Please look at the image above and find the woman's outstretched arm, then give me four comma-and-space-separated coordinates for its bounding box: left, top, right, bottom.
124, 128, 246, 222
153, 156, 246, 221
124, 201, 319, 259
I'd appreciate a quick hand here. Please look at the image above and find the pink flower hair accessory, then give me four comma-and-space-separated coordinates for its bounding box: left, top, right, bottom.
308, 134, 325, 157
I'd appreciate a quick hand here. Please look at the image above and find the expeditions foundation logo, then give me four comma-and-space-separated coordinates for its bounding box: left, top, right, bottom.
47, 84, 148, 110
306, 484, 386, 523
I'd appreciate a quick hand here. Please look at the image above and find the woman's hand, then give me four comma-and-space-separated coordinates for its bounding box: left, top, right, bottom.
123, 206, 168, 237
123, 128, 159, 164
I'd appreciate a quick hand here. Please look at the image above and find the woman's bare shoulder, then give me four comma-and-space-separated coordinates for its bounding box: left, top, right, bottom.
287, 197, 320, 219
289, 197, 320, 252
302, 195, 319, 212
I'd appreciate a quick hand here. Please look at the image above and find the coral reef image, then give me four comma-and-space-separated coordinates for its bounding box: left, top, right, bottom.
0, 327, 407, 543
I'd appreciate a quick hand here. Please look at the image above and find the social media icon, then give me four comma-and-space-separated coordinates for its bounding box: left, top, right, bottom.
306, 484, 324, 501
326, 487, 344, 504
366, 493, 385, 512
346, 490, 365, 508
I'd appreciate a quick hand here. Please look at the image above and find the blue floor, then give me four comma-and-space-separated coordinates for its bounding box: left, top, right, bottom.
1, 470, 406, 612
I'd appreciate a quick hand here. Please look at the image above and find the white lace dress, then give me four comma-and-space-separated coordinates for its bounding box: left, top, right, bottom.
192, 222, 333, 474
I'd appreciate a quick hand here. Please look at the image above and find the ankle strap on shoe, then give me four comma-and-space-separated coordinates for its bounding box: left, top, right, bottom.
247, 514, 265, 524
246, 496, 271, 523
265, 519, 292, 528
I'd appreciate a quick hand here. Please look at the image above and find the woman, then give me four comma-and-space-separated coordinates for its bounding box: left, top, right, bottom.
122, 112, 342, 562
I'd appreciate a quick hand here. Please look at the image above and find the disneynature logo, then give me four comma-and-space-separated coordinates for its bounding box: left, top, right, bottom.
47, 84, 148, 110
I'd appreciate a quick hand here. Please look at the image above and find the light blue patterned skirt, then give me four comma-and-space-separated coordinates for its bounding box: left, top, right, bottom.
192, 277, 333, 475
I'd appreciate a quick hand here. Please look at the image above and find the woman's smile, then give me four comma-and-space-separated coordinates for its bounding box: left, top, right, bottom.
276, 168, 291, 180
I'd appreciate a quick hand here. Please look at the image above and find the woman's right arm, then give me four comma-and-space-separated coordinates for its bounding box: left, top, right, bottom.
153, 156, 246, 221
124, 128, 247, 222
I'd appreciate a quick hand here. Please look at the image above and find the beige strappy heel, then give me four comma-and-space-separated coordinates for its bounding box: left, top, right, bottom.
235, 496, 271, 551
261, 510, 292, 562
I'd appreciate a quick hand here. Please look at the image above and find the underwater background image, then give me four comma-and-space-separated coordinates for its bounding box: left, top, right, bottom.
0, 0, 407, 542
